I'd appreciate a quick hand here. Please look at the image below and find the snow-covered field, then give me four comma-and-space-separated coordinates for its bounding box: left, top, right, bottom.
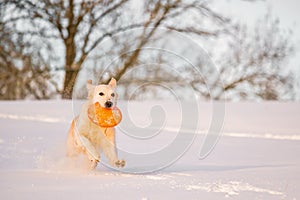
0, 100, 299, 200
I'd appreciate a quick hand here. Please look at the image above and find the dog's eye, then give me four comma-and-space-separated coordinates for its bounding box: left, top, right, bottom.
111, 93, 115, 97
99, 92, 104, 96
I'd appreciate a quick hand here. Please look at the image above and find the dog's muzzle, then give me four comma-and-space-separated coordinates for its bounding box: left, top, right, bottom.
105, 101, 113, 108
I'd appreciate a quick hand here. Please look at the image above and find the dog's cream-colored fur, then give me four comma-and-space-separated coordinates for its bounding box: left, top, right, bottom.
66, 78, 125, 169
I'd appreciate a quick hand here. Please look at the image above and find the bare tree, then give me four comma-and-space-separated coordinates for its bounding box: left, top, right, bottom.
1, 0, 295, 100
0, 3, 58, 100
213, 14, 295, 100
2, 0, 225, 99
81, 12, 295, 101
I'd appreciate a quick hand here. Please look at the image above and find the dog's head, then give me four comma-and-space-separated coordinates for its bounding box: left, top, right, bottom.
86, 78, 117, 109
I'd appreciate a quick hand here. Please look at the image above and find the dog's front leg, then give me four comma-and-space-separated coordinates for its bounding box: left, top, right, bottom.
102, 128, 125, 168
75, 133, 100, 169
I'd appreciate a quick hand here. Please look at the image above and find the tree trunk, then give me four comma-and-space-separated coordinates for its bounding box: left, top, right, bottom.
62, 69, 79, 99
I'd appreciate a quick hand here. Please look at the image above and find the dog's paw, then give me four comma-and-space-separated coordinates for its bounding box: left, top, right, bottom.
89, 159, 98, 170
115, 160, 125, 168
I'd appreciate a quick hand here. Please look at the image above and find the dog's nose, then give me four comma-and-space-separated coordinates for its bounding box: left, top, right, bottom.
105, 101, 113, 108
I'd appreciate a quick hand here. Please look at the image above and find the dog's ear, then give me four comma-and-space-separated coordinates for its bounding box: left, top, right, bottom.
86, 80, 95, 99
86, 79, 93, 90
108, 78, 117, 89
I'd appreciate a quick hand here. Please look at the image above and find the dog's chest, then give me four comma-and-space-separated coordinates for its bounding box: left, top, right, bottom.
86, 119, 113, 142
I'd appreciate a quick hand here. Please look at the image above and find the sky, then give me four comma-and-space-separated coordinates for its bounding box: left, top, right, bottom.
211, 0, 300, 99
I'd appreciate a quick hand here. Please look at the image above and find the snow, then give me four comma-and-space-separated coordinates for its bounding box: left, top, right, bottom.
0, 100, 299, 199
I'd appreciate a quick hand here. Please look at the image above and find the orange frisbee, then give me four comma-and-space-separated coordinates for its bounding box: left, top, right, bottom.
88, 102, 122, 127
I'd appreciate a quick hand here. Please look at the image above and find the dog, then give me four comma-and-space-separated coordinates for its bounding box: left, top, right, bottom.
66, 78, 125, 169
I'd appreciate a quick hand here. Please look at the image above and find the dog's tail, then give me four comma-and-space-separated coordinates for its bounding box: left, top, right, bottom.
66, 119, 79, 157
